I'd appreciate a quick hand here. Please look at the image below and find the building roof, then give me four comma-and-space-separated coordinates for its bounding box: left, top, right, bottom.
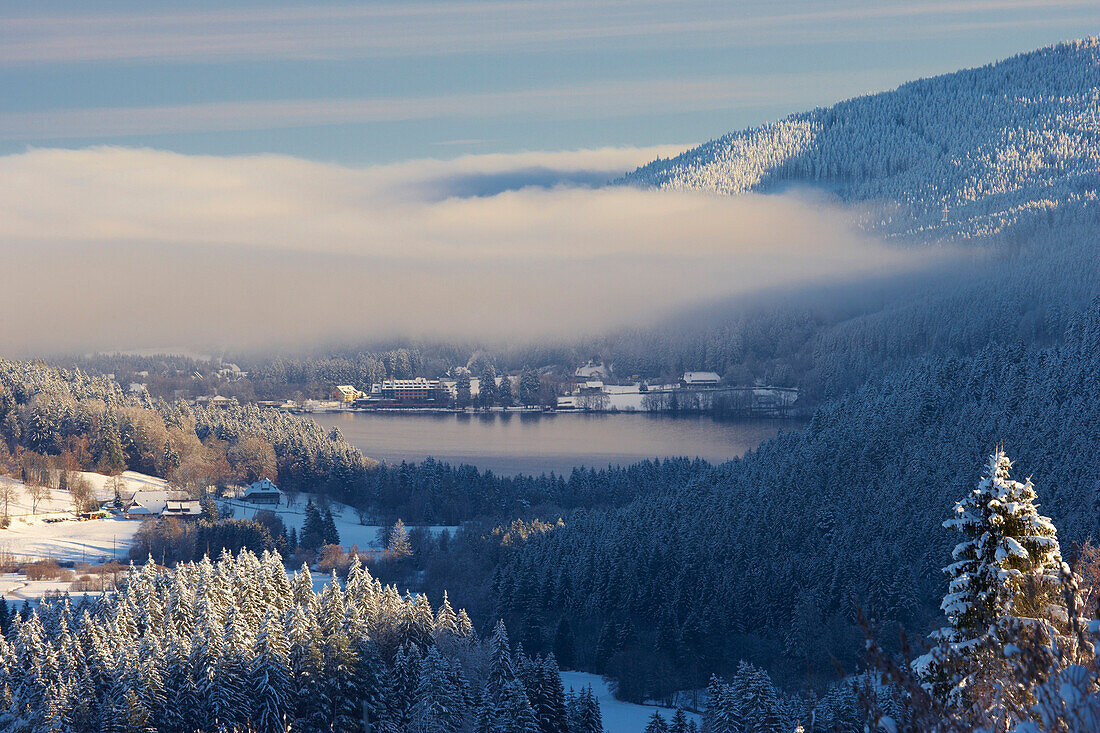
128, 490, 169, 514
164, 500, 203, 516
683, 371, 721, 384
243, 478, 282, 496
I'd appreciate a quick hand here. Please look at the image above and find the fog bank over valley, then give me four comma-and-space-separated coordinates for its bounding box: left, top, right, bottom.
0, 146, 952, 355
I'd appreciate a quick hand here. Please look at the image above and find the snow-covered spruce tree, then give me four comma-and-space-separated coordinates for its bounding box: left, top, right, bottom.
644, 709, 669, 733
704, 674, 736, 733
565, 685, 603, 733
737, 663, 785, 733
915, 450, 1072, 727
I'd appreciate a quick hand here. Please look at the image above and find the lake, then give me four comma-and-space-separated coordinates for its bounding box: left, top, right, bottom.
311, 411, 794, 476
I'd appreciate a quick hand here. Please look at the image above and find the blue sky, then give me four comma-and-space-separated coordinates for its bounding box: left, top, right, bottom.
4, 0, 1100, 163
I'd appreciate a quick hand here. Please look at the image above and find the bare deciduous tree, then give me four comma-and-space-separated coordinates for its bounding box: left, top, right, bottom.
0, 482, 15, 527
69, 475, 99, 513
26, 481, 50, 515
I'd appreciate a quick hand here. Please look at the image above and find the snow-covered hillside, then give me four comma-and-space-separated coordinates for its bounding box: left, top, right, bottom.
623, 37, 1100, 241
0, 471, 169, 564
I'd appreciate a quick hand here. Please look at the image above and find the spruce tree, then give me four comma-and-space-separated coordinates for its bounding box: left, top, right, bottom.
99, 423, 126, 475
518, 367, 541, 407
478, 366, 498, 409
387, 519, 413, 560
916, 450, 1070, 726
738, 663, 785, 733
414, 647, 466, 733
301, 500, 325, 551
573, 686, 603, 733
705, 675, 735, 733
497, 375, 514, 408
456, 371, 472, 409
322, 507, 341, 546
552, 618, 575, 670
486, 620, 515, 698
251, 612, 292, 733
644, 709, 669, 733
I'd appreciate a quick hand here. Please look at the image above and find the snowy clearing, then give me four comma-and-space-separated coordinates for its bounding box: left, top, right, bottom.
0, 471, 458, 567
219, 495, 457, 551
560, 671, 701, 733
0, 473, 147, 563
0, 515, 137, 565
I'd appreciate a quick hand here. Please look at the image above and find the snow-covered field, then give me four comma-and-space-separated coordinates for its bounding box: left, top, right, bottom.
76, 470, 168, 500
0, 515, 137, 565
0, 473, 149, 564
0, 469, 459, 567
560, 671, 701, 733
0, 573, 101, 603
221, 496, 457, 551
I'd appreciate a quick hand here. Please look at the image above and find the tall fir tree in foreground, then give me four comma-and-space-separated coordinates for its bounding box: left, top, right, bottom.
915, 450, 1075, 728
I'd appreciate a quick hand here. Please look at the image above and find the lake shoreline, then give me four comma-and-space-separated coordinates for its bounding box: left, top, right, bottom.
312, 410, 802, 476
296, 404, 806, 419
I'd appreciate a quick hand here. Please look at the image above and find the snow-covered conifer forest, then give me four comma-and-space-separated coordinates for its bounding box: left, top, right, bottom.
0, 550, 602, 733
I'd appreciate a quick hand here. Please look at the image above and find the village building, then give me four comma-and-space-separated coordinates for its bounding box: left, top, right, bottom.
437, 377, 481, 400
375, 377, 448, 402
196, 394, 235, 408
163, 499, 203, 518
682, 371, 722, 387
215, 363, 246, 381
124, 489, 201, 519
240, 478, 283, 505
335, 385, 365, 402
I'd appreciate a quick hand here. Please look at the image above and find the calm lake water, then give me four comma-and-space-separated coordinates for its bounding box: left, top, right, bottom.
311, 411, 795, 476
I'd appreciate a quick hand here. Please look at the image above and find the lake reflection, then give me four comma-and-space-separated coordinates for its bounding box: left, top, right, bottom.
311, 411, 796, 476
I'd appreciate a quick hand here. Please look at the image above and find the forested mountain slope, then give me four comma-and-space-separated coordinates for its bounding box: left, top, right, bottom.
624, 38, 1100, 241
495, 298, 1100, 698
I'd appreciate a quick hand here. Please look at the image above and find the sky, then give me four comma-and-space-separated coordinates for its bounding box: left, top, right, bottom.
0, 1, 1096, 354
4, 0, 1099, 162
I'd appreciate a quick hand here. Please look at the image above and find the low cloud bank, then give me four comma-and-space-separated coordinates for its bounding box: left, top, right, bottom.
0, 146, 943, 355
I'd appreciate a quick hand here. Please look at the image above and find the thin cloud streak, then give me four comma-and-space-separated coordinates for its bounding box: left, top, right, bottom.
0, 146, 950, 355
3, 0, 1097, 65
0, 70, 899, 141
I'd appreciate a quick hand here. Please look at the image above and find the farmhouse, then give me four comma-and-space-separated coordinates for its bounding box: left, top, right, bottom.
240, 478, 283, 505
124, 490, 201, 518
682, 371, 721, 387
125, 490, 168, 517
